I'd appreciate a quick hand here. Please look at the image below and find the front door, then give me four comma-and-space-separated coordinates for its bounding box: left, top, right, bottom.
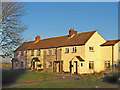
33, 61, 35, 69
70, 61, 72, 73
74, 61, 78, 74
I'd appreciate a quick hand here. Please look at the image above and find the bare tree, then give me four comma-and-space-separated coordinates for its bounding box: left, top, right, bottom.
0, 2, 27, 56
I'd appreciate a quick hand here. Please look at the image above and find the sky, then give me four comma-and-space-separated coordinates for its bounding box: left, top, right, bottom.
22, 2, 118, 41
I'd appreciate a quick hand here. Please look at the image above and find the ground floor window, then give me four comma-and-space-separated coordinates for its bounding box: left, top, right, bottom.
89, 61, 94, 69
105, 61, 110, 68
16, 63, 18, 67
46, 61, 52, 68
21, 61, 23, 67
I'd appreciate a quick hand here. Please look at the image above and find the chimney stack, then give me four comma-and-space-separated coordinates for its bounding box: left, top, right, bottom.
69, 28, 77, 37
35, 36, 40, 42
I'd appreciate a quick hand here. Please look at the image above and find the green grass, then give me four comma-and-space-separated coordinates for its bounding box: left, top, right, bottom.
2, 69, 57, 85
10, 77, 102, 88
4, 70, 119, 88
16, 71, 57, 82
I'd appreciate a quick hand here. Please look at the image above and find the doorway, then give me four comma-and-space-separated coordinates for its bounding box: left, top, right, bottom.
74, 61, 78, 74
33, 61, 35, 69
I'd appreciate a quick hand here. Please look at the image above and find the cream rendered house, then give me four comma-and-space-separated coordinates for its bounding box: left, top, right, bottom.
12, 29, 120, 75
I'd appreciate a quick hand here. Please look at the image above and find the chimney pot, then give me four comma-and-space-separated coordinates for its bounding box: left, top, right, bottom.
35, 36, 40, 41
69, 28, 77, 37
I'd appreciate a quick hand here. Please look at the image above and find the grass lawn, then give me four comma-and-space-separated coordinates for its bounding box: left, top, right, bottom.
3, 69, 119, 88
2, 69, 58, 86
16, 71, 57, 82
11, 78, 103, 88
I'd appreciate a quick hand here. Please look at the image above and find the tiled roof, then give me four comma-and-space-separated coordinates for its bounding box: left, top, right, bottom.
100, 40, 120, 46
27, 31, 96, 50
15, 41, 35, 51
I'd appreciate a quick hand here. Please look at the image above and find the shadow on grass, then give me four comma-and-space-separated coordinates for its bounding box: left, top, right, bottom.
102, 72, 119, 84
2, 69, 26, 86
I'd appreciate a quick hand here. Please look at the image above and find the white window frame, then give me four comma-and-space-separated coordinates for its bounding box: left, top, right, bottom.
46, 61, 52, 68
89, 61, 94, 69
65, 48, 69, 53
37, 49, 40, 56
52, 49, 56, 55
31, 50, 34, 56
21, 51, 24, 56
89, 47, 94, 51
105, 61, 110, 68
47, 49, 50, 55
73, 47, 77, 53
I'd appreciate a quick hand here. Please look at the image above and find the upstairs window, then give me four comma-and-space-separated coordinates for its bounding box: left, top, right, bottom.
89, 47, 94, 51
16, 52, 19, 56
105, 61, 110, 68
73, 47, 77, 53
52, 49, 56, 55
65, 48, 69, 53
31, 50, 34, 56
21, 51, 24, 56
37, 49, 40, 56
89, 61, 94, 69
47, 49, 50, 55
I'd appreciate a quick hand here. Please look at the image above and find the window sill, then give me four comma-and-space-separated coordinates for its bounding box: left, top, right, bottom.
72, 52, 77, 53
89, 50, 94, 52
65, 52, 69, 54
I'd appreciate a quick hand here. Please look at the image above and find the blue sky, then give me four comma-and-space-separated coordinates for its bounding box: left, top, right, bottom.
22, 2, 118, 41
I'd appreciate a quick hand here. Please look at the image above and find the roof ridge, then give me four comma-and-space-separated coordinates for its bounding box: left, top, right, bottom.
106, 39, 120, 41
39, 30, 97, 41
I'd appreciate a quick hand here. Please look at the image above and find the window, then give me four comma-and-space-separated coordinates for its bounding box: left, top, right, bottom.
105, 61, 110, 68
52, 49, 56, 55
73, 47, 77, 53
31, 50, 34, 56
37, 49, 40, 56
89, 47, 94, 51
16, 63, 18, 67
46, 61, 52, 68
47, 49, 50, 55
119, 47, 120, 52
21, 51, 24, 56
81, 63, 83, 66
16, 52, 18, 56
89, 61, 94, 69
21, 62, 23, 67
49, 62, 52, 67
65, 48, 69, 53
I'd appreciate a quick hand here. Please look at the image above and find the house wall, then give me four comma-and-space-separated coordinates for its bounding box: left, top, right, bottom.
85, 31, 106, 73
61, 45, 85, 72
13, 51, 27, 69
101, 41, 120, 70
27, 47, 62, 72
114, 41, 120, 64
27, 49, 43, 70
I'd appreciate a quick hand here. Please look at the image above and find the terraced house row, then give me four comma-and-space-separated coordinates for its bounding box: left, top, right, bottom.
12, 29, 120, 74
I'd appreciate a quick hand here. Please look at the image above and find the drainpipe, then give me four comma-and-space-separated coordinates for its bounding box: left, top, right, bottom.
56, 47, 57, 61
112, 45, 114, 70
